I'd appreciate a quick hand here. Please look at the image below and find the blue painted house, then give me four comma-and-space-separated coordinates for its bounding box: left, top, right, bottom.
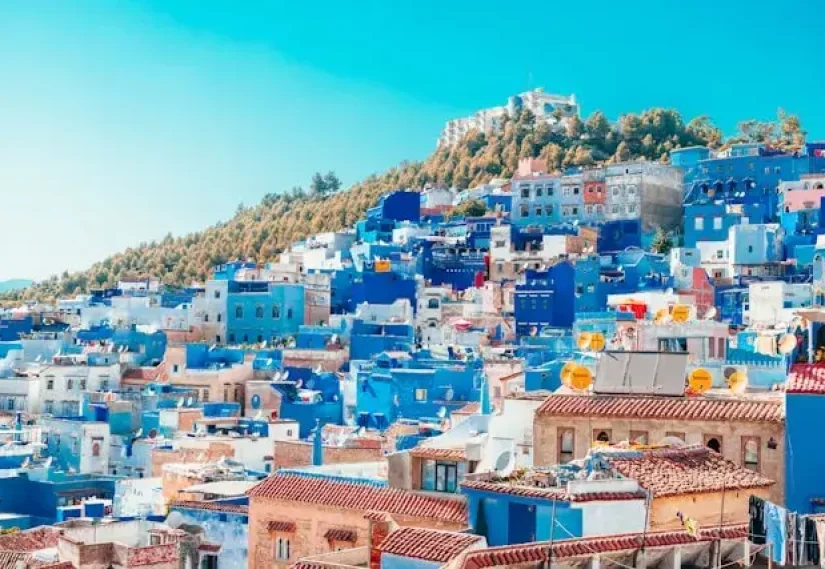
785, 364, 825, 514
354, 353, 482, 428
226, 280, 305, 344
272, 371, 344, 438
514, 263, 575, 338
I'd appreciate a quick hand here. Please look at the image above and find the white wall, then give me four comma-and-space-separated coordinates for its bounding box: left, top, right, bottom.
576, 499, 647, 537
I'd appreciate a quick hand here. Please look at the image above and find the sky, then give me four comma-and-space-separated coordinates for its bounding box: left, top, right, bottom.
0, 0, 823, 281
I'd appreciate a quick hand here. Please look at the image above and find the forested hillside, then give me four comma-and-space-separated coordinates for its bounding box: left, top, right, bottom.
4, 107, 804, 303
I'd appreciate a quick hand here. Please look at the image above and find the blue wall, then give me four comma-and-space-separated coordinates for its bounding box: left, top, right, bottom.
227, 282, 305, 343
785, 393, 825, 514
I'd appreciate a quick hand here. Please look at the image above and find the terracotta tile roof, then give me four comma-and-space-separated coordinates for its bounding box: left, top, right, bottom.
378, 528, 482, 562
536, 394, 784, 423
461, 525, 748, 569
33, 563, 74, 569
323, 528, 357, 542
169, 500, 249, 514
0, 552, 31, 569
460, 480, 645, 503
122, 365, 164, 381
787, 364, 825, 394
604, 446, 774, 497
453, 403, 480, 415
0, 527, 60, 552
248, 474, 467, 524
409, 447, 467, 461
364, 511, 393, 522
290, 563, 346, 569
268, 521, 297, 532
198, 542, 222, 553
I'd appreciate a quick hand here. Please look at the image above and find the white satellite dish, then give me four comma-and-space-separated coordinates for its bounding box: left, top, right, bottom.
494, 451, 515, 477
778, 334, 797, 355
166, 511, 183, 529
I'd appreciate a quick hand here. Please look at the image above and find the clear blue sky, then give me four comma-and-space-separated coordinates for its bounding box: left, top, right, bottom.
1, 0, 823, 281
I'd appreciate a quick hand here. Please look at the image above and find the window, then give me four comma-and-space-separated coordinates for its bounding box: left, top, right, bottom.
423, 459, 460, 493
713, 217, 722, 230
742, 437, 761, 471
415, 388, 427, 401
593, 429, 611, 443
558, 428, 575, 463
630, 430, 648, 445
695, 218, 704, 230
255, 306, 264, 319
67, 379, 73, 391
235, 305, 243, 318
275, 538, 291, 561
666, 431, 686, 441
92, 437, 103, 457
47, 378, 54, 390
704, 435, 723, 454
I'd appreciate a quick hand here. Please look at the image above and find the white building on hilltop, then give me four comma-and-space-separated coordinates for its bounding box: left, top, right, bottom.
438, 88, 579, 147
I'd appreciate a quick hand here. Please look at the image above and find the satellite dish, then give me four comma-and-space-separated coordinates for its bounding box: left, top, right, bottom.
560, 362, 577, 387
728, 370, 748, 394
590, 332, 606, 352
688, 368, 712, 395
778, 334, 797, 355
494, 450, 515, 475
704, 307, 718, 320
166, 511, 183, 529
570, 366, 593, 391
671, 304, 691, 323
577, 332, 593, 351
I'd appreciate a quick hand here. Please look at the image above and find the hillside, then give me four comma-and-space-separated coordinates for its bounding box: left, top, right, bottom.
0, 279, 34, 294
2, 107, 804, 304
